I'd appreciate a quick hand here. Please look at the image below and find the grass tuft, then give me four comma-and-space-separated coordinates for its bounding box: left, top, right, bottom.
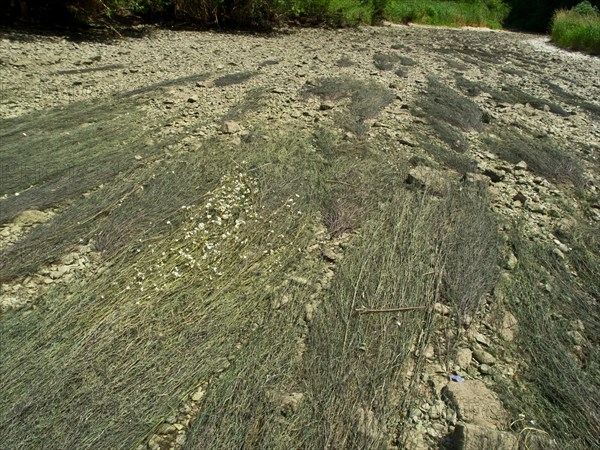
483, 127, 585, 187
304, 76, 394, 122
551, 7, 600, 55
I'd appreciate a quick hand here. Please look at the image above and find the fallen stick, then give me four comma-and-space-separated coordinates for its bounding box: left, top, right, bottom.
355, 306, 428, 314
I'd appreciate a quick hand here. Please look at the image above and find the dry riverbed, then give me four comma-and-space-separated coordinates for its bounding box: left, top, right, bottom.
1, 23, 599, 450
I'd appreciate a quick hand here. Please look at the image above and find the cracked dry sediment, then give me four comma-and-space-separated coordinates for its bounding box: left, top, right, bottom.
1, 23, 599, 450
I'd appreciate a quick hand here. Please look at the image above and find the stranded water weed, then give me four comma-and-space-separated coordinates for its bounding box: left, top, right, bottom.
132, 172, 260, 293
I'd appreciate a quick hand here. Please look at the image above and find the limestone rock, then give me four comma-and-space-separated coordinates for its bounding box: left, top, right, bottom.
479, 364, 492, 375
449, 422, 518, 450
434, 302, 451, 315
456, 348, 473, 370
497, 311, 518, 341
473, 348, 496, 365
483, 168, 505, 183
221, 120, 241, 134
405, 166, 448, 195
281, 392, 304, 417
514, 160, 528, 171
355, 407, 383, 440
14, 210, 47, 226
429, 399, 445, 419
191, 387, 205, 402
505, 252, 518, 271
442, 380, 510, 429
474, 333, 491, 347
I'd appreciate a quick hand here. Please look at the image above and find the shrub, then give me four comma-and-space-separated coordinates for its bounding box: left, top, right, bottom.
278, 0, 375, 26
551, 6, 600, 54
384, 0, 509, 28
573, 0, 599, 15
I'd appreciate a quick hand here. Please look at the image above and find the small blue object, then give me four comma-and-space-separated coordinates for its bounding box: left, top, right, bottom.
450, 374, 465, 382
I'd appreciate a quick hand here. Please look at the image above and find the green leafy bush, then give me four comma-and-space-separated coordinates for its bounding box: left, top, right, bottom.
573, 0, 599, 15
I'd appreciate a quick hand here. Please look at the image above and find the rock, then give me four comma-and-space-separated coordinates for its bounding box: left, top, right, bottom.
449, 422, 518, 450
319, 101, 335, 111
456, 348, 473, 370
553, 239, 570, 253
514, 160, 528, 171
429, 400, 445, 419
176, 434, 187, 446
431, 374, 449, 397
483, 168, 505, 183
552, 248, 565, 260
290, 275, 310, 286
497, 311, 518, 341
472, 348, 496, 365
505, 252, 518, 271
14, 210, 47, 226
404, 428, 428, 450
214, 357, 230, 373
156, 423, 178, 435
443, 380, 510, 429
281, 392, 304, 416
513, 191, 527, 204
147, 436, 163, 450
187, 96, 198, 103
355, 407, 383, 440
567, 330, 585, 345
321, 247, 338, 262
474, 333, 490, 347
479, 363, 492, 375
50, 265, 69, 280
422, 344, 434, 359
305, 303, 314, 322
221, 120, 241, 134
570, 319, 585, 332
434, 302, 451, 315
405, 166, 448, 195
410, 407, 423, 420
398, 138, 417, 147
464, 173, 491, 188
191, 387, 205, 402
1, 296, 28, 311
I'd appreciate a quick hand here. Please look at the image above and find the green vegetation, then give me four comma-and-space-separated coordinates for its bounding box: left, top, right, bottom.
551, 2, 600, 55
385, 0, 509, 28
7, 0, 600, 36
4, 0, 511, 29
